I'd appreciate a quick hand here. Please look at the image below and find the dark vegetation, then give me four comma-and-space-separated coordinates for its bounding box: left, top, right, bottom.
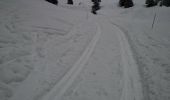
67, 0, 73, 5
119, 0, 134, 8
91, 0, 101, 14
44, 0, 170, 14
45, 0, 58, 5
145, 0, 170, 7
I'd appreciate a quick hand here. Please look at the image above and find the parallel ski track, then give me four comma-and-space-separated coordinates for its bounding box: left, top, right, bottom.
97, 13, 144, 100
110, 22, 144, 100
42, 22, 101, 100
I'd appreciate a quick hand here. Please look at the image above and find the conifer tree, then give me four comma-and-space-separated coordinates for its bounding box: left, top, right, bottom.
145, 0, 156, 7
119, 0, 125, 7
124, 0, 134, 8
162, 0, 170, 7
91, 0, 101, 14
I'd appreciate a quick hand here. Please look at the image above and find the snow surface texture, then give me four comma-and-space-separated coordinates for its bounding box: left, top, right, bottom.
0, 0, 90, 99
98, 4, 170, 100
0, 0, 170, 100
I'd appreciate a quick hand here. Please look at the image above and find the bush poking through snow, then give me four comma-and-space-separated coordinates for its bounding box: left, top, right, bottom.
119, 0, 134, 8
45, 0, 58, 5
67, 0, 73, 5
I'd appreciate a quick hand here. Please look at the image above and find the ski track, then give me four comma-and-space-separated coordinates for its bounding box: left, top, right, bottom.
111, 23, 143, 100
42, 22, 101, 100
40, 13, 144, 100
57, 15, 123, 100
9, 18, 97, 100
97, 12, 144, 100
1, 1, 145, 99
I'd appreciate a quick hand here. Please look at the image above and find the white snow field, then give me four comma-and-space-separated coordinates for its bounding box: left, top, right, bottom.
0, 0, 170, 100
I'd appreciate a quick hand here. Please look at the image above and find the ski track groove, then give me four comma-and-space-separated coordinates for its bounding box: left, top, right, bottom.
97, 13, 144, 100
6, 7, 144, 99
109, 22, 144, 100
42, 14, 144, 100
41, 22, 101, 100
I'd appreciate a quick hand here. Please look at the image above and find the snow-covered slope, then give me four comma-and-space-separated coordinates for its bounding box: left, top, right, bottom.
0, 0, 92, 100
117, 7, 170, 100
98, 4, 170, 100
0, 0, 170, 100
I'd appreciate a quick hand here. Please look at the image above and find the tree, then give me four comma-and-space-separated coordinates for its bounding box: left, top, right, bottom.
91, 0, 101, 14
119, 0, 125, 7
68, 0, 73, 5
92, 0, 101, 3
145, 0, 156, 7
119, 0, 134, 8
161, 0, 170, 7
124, 0, 134, 8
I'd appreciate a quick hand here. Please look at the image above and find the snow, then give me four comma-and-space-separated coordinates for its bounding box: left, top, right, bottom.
104, 6, 170, 100
0, 0, 170, 100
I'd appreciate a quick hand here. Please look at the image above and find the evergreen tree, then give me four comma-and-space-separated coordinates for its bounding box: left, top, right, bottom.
124, 0, 134, 8
119, 0, 125, 7
145, 0, 156, 7
91, 0, 101, 14
68, 0, 73, 5
162, 0, 170, 7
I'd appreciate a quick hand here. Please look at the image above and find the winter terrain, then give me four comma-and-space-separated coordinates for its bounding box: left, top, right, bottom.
0, 0, 170, 100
